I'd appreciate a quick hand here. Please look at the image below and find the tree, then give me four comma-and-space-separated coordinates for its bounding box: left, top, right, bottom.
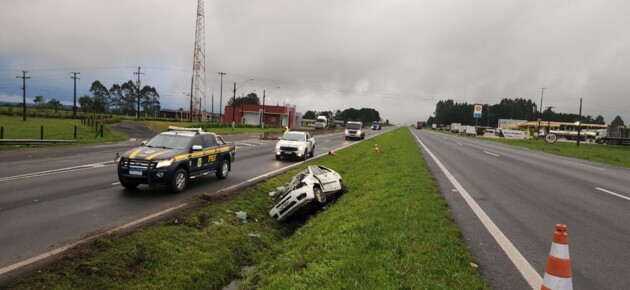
594, 115, 605, 125
33, 96, 45, 109
47, 99, 61, 112
78, 95, 93, 112
140, 85, 161, 116
611, 115, 625, 126
227, 92, 259, 106
90, 81, 110, 113
303, 110, 317, 119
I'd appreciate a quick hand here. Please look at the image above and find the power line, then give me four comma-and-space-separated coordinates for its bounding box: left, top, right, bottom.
133, 66, 144, 119
70, 72, 80, 117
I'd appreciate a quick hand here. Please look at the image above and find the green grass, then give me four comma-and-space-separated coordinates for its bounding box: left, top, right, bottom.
0, 115, 128, 149
479, 136, 630, 168
7, 128, 487, 290
144, 121, 286, 135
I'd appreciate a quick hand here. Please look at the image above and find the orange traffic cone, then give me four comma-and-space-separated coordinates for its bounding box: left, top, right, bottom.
541, 224, 572, 290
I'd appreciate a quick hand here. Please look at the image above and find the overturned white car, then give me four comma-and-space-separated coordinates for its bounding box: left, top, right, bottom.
269, 165, 345, 221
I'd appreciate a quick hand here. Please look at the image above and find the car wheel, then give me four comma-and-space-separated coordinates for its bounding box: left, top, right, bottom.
216, 159, 229, 179
170, 168, 188, 193
345, 136, 348, 140
120, 180, 139, 190
302, 150, 308, 161
275, 155, 281, 160
310, 146, 314, 157
314, 187, 326, 204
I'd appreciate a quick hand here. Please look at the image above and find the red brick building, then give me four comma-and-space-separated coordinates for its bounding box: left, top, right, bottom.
223, 103, 297, 128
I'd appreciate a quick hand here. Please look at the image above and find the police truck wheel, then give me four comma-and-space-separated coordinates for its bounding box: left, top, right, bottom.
120, 180, 139, 190
170, 168, 188, 193
216, 159, 229, 179
309, 147, 314, 157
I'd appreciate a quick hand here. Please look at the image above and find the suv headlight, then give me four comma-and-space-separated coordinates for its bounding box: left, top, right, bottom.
156, 158, 175, 168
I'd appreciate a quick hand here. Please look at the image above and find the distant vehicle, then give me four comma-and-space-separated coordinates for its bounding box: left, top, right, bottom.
450, 123, 462, 133
431, 124, 437, 129
315, 115, 328, 129
416, 121, 425, 129
345, 121, 365, 140
115, 127, 236, 193
269, 165, 345, 221
596, 125, 630, 145
371, 121, 382, 130
275, 131, 315, 160
465, 126, 477, 136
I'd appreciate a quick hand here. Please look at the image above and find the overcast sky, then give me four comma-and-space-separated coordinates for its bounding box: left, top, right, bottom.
1, 0, 629, 124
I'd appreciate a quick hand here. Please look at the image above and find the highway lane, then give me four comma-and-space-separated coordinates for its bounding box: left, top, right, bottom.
412, 129, 630, 290
0, 128, 390, 278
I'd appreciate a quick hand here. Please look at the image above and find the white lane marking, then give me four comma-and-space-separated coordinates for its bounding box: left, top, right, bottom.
483, 151, 501, 157
414, 133, 542, 289
456, 142, 464, 146
112, 182, 120, 186
564, 160, 605, 171
0, 161, 116, 183
595, 187, 630, 201
324, 140, 331, 143
238, 143, 255, 146
0, 203, 188, 276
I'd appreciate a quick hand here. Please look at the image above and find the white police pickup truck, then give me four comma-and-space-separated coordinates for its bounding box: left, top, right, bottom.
275, 131, 315, 161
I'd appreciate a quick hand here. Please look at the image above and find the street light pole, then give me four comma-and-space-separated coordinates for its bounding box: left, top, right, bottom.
537, 87, 546, 138
232, 82, 236, 129
261, 86, 280, 129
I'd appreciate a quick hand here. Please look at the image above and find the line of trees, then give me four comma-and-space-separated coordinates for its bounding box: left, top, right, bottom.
32, 96, 63, 112
303, 107, 382, 124
426, 98, 615, 127
78, 80, 160, 116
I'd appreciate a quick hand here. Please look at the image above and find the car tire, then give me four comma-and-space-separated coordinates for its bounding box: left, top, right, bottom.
314, 187, 326, 204
302, 150, 308, 161
170, 168, 188, 193
216, 159, 229, 179
120, 180, 139, 190
309, 146, 314, 157
275, 155, 281, 160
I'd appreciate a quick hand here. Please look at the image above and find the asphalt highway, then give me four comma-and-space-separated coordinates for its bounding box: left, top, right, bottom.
412, 129, 629, 290
0, 128, 390, 280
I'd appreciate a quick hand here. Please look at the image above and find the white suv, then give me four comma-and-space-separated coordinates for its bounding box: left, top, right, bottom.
345, 121, 365, 140
275, 131, 315, 161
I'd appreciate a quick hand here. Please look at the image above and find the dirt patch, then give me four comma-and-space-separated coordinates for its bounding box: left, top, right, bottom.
112, 121, 157, 140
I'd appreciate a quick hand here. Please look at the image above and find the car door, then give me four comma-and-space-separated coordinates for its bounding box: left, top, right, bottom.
189, 135, 204, 175
311, 166, 340, 193
201, 134, 218, 171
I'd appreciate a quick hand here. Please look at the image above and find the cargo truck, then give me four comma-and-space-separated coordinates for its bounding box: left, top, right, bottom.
596, 125, 630, 145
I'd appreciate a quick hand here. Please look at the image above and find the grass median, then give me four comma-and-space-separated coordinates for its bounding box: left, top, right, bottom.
479, 137, 630, 168
7, 128, 487, 289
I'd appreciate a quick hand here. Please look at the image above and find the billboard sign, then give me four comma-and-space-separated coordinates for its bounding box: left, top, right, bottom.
473, 105, 482, 118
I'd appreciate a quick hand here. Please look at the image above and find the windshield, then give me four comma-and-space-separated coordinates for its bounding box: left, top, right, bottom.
282, 132, 305, 141
145, 134, 190, 150
372, 121, 379, 125
346, 123, 362, 130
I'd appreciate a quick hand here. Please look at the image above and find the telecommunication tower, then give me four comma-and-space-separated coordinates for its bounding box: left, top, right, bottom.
191, 0, 207, 121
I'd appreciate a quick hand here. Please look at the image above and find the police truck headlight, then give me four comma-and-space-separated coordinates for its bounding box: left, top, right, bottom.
156, 158, 175, 168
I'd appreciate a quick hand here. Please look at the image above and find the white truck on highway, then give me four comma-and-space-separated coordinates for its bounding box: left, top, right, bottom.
275, 131, 316, 161
315, 116, 328, 129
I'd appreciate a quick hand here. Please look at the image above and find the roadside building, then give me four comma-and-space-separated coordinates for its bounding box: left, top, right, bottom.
223, 103, 298, 129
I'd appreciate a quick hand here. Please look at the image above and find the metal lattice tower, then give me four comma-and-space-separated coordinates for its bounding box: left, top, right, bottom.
191, 0, 207, 121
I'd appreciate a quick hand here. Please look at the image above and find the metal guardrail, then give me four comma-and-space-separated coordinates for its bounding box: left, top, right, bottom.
0, 139, 78, 145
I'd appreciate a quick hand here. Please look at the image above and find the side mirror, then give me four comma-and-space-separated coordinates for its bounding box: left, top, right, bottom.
192, 145, 203, 152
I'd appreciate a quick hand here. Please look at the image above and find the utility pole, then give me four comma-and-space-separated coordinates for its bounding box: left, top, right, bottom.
577, 98, 583, 147
262, 90, 266, 129
16, 71, 31, 121
133, 66, 144, 119
219, 72, 225, 122
537, 87, 546, 138
70, 72, 80, 118
232, 82, 236, 129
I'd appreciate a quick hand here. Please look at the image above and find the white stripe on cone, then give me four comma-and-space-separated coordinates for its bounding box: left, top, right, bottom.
549, 243, 570, 260
543, 274, 573, 290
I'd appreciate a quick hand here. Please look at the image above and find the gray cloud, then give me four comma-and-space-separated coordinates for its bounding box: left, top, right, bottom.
1, 0, 629, 124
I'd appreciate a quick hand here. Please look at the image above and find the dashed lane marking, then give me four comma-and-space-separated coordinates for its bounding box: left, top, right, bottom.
595, 187, 630, 201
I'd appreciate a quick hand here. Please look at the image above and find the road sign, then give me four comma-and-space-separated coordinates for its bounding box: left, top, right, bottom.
473, 105, 482, 118
544, 133, 557, 144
